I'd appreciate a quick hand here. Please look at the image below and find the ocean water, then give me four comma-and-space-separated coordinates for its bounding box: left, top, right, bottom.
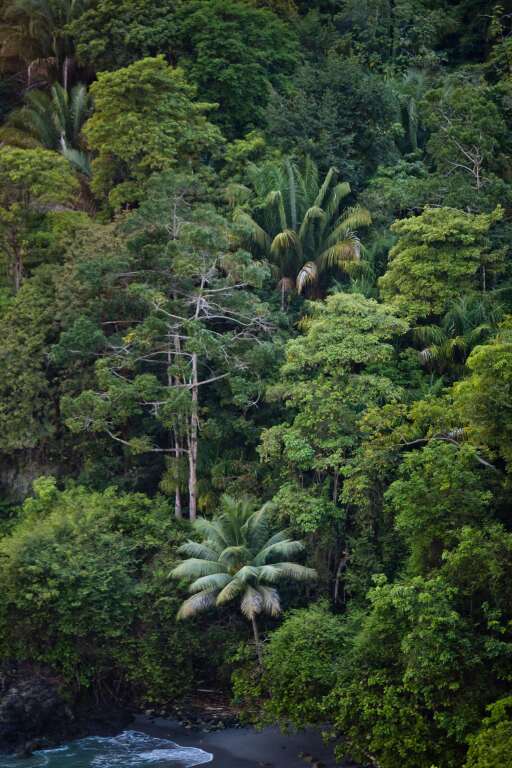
0, 731, 213, 768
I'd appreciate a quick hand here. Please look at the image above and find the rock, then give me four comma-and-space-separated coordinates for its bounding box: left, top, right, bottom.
15, 742, 35, 758
0, 677, 74, 753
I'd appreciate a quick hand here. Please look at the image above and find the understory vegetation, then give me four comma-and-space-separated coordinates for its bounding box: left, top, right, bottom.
1, 1, 512, 766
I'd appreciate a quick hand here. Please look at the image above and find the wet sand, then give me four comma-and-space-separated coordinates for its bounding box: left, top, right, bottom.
134, 714, 343, 767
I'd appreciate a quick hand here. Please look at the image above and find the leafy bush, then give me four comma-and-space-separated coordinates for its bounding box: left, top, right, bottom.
0, 478, 240, 703
233, 603, 345, 728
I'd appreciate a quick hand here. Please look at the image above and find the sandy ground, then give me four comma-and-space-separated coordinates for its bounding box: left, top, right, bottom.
133, 714, 345, 768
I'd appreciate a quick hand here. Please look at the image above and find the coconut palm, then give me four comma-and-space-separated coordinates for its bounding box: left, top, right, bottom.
230, 157, 371, 307
171, 495, 317, 663
1, 82, 92, 173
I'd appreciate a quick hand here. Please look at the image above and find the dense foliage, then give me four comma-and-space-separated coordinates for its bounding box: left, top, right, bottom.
1, 1, 512, 766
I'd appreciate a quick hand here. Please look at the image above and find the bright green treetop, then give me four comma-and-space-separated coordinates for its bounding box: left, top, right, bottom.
83, 56, 223, 206
260, 292, 408, 534
379, 206, 503, 322
0, 146, 78, 291
386, 441, 492, 573
454, 322, 512, 471
465, 697, 512, 768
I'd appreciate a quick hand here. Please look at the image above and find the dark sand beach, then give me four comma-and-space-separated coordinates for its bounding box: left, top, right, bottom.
134, 714, 343, 768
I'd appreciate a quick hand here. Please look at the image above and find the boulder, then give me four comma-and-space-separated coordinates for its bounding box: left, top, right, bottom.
0, 677, 74, 752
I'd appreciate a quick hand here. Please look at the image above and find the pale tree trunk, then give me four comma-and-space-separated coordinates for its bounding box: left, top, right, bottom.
188, 352, 199, 522
11, 234, 23, 294
251, 615, 263, 667
13, 253, 23, 295
175, 486, 182, 520
333, 549, 349, 606
174, 430, 183, 521
167, 334, 183, 520
62, 55, 72, 92
187, 277, 206, 523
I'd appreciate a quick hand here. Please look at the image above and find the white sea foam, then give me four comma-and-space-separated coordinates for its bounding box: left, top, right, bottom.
0, 730, 213, 768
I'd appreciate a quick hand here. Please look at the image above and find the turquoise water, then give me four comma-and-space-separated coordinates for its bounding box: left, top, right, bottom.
0, 731, 213, 768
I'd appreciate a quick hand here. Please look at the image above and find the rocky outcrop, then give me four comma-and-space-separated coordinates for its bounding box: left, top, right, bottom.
0, 676, 75, 753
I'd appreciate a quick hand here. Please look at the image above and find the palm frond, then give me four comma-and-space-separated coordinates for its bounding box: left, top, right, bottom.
317, 239, 361, 271
225, 183, 251, 208
323, 182, 351, 227
323, 219, 363, 250
70, 82, 90, 141
233, 209, 272, 253
257, 585, 281, 617
219, 544, 252, 565
419, 346, 437, 364
313, 166, 338, 210
188, 573, 231, 594
244, 502, 273, 550
273, 563, 317, 581
216, 577, 244, 605
296, 260, 318, 294
193, 518, 230, 550
254, 539, 305, 566
339, 204, 372, 231
271, 229, 302, 256
266, 189, 288, 232
178, 540, 222, 561
256, 564, 282, 583
171, 558, 222, 580
60, 143, 91, 176
286, 158, 298, 231
298, 206, 325, 242
302, 155, 319, 202
412, 324, 446, 346
51, 82, 68, 137
260, 529, 293, 548
177, 590, 217, 620
233, 564, 259, 583
241, 585, 263, 619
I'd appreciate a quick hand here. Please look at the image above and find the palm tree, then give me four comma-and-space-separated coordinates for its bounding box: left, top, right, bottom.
230, 157, 371, 307
1, 82, 92, 173
171, 495, 317, 663
391, 69, 430, 154
1, 0, 89, 89
415, 294, 504, 378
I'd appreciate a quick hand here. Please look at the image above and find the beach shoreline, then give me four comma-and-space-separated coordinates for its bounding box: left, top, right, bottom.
133, 713, 344, 768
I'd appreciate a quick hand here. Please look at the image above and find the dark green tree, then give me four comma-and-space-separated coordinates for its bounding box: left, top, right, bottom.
266, 52, 399, 187
172, 0, 299, 137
